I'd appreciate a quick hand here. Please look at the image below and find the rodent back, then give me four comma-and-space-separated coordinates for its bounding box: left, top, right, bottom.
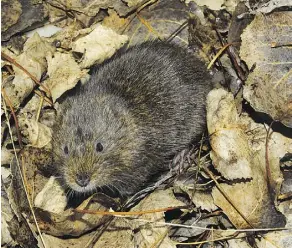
88, 41, 211, 157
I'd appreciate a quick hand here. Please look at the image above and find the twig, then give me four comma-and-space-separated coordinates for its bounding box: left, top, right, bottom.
215, 31, 246, 81
166, 20, 188, 43
36, 95, 45, 122
207, 43, 233, 69
264, 122, 275, 200
136, 0, 158, 13
1, 88, 23, 148
34, 90, 53, 106
278, 192, 292, 201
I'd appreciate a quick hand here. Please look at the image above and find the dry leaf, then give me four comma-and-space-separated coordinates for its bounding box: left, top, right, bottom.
228, 238, 252, 248
72, 24, 128, 68
186, 0, 225, 10
124, 0, 189, 47
92, 218, 134, 248
34, 177, 67, 214
187, 191, 217, 212
38, 232, 103, 248
3, 33, 55, 108
1, 0, 22, 33
174, 172, 218, 212
19, 118, 52, 148
1, 187, 37, 247
207, 89, 253, 179
45, 52, 89, 102
46, 0, 131, 27
255, 230, 292, 248
124, 0, 145, 8
131, 189, 183, 248
241, 12, 292, 127
208, 89, 288, 228
102, 9, 129, 33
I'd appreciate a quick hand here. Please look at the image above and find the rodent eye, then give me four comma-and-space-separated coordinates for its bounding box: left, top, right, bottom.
64, 145, 69, 155
95, 142, 103, 152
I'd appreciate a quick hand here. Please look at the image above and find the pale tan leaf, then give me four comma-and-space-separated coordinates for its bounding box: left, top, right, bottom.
241, 12, 292, 127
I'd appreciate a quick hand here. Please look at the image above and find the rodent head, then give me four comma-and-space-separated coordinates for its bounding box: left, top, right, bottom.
52, 94, 142, 196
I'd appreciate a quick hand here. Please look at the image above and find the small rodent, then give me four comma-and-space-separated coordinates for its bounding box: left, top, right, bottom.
52, 41, 211, 196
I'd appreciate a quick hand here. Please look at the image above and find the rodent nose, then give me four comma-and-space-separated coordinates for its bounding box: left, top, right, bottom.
76, 173, 90, 187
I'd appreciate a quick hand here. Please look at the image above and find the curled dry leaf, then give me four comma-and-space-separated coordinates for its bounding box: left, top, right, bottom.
45, 52, 89, 102
241, 12, 292, 127
34, 177, 67, 214
72, 24, 129, 69
3, 33, 55, 108
207, 88, 252, 179
208, 89, 288, 228
279, 199, 292, 229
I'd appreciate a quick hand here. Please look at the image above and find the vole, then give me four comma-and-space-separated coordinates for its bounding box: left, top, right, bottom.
52, 41, 211, 196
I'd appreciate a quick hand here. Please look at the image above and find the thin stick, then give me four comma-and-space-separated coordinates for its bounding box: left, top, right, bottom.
34, 90, 53, 106
1, 88, 23, 148
75, 205, 187, 216
207, 43, 233, 70
36, 95, 44, 122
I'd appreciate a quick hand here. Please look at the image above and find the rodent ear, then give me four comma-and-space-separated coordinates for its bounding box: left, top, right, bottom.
95, 142, 103, 152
